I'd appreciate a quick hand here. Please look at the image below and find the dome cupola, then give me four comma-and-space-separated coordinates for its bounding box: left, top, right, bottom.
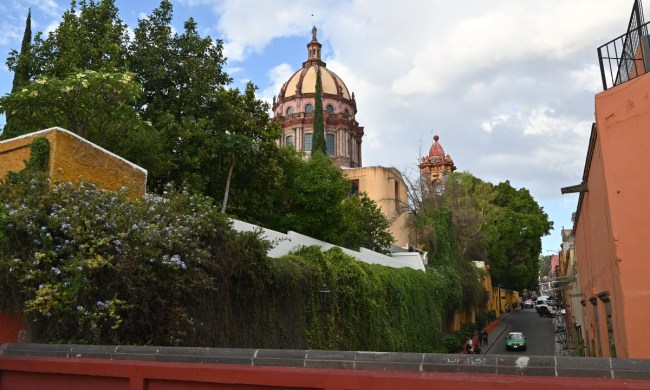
272, 27, 364, 168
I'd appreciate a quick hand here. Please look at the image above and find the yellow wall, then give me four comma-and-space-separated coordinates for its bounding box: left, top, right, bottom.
342, 166, 414, 247
0, 127, 147, 198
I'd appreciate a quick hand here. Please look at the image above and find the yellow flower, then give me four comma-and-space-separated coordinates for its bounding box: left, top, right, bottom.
36, 78, 47, 84
30, 90, 38, 97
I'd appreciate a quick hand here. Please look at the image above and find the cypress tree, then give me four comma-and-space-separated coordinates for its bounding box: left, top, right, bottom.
11, 9, 32, 93
5, 9, 32, 136
311, 66, 327, 155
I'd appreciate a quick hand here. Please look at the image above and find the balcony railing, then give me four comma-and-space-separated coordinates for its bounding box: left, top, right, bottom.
598, 16, 649, 90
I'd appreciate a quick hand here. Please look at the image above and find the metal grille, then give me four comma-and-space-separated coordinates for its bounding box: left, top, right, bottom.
598, 0, 649, 90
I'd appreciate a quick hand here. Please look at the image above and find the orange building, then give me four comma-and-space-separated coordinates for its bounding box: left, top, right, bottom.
0, 127, 147, 198
565, 3, 650, 358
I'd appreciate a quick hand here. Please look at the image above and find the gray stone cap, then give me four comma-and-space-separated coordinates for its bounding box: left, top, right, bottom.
1, 343, 650, 380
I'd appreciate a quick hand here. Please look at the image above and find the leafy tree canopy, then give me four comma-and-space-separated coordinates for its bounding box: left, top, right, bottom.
0, 70, 169, 178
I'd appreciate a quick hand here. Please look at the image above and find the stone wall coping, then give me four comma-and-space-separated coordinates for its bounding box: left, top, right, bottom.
2, 343, 650, 380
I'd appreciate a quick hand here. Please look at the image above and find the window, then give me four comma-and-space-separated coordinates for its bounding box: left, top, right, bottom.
326, 134, 335, 156
286, 135, 294, 147
343, 108, 350, 117
350, 180, 359, 195
286, 106, 293, 115
305, 104, 313, 113
303, 133, 313, 151
326, 104, 334, 114
394, 180, 400, 212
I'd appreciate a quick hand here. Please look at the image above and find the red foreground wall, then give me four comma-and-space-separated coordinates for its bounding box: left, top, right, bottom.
1, 355, 649, 390
0, 314, 22, 345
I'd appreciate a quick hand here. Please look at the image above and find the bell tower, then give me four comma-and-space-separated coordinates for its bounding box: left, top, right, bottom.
419, 135, 456, 195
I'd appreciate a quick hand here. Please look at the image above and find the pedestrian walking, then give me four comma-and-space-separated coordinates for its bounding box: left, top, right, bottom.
482, 330, 488, 346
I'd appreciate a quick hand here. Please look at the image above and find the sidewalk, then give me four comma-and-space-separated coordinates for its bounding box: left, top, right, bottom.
478, 312, 512, 354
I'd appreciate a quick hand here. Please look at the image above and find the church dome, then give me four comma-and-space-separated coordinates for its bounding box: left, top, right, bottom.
275, 26, 354, 104
272, 27, 364, 168
281, 66, 351, 100
428, 135, 445, 160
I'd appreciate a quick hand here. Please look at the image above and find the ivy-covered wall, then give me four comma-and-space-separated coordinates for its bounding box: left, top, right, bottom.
0, 172, 464, 352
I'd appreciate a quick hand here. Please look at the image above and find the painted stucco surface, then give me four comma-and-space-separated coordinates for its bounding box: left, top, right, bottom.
0, 127, 146, 198
575, 72, 650, 358
342, 166, 414, 248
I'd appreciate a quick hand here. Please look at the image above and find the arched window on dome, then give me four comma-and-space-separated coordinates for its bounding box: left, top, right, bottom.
286, 135, 294, 147
303, 133, 313, 151
286, 106, 293, 115
326, 104, 334, 114
305, 104, 313, 113
343, 108, 350, 117
326, 134, 335, 156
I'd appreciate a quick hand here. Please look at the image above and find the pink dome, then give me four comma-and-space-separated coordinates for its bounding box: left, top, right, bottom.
428, 135, 445, 159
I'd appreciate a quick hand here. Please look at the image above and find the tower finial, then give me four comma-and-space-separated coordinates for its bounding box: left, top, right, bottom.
312, 26, 318, 42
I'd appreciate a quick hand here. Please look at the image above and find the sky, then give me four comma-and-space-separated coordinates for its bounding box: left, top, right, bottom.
0, 0, 639, 254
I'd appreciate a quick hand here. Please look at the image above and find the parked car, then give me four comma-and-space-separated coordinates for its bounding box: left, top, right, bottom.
505, 332, 527, 351
536, 305, 555, 318
535, 295, 549, 308
523, 299, 534, 309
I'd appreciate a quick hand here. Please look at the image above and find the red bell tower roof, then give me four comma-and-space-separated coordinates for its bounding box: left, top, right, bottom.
428, 135, 445, 159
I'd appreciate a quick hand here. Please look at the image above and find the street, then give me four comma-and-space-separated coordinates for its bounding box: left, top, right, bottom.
485, 307, 556, 356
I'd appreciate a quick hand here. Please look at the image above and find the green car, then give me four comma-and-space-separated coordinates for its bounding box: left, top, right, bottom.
505, 332, 527, 351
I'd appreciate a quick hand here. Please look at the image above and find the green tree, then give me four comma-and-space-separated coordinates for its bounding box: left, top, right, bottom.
269, 151, 350, 243
0, 71, 167, 176
341, 193, 394, 252
29, 0, 129, 77
9, 9, 32, 93
4, 9, 32, 136
311, 67, 327, 155
129, 5, 229, 121
487, 180, 553, 290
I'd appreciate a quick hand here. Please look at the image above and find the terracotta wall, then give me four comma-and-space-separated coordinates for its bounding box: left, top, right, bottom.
575, 72, 650, 358
0, 127, 147, 198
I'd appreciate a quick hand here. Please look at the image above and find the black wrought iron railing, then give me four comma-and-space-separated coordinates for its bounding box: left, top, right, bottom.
598, 1, 649, 90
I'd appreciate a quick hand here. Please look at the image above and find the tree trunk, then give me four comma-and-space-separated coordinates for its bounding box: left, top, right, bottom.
221, 157, 237, 213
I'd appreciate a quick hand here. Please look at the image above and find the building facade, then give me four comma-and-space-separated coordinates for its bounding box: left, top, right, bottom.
564, 3, 650, 357
343, 166, 413, 248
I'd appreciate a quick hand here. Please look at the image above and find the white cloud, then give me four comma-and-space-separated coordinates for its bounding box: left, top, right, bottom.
260, 63, 294, 103
570, 64, 603, 93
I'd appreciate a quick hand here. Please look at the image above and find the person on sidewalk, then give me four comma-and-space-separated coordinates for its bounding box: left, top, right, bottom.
465, 337, 473, 354
481, 330, 488, 346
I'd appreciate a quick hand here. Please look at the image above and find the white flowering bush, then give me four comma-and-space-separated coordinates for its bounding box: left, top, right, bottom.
0, 169, 271, 345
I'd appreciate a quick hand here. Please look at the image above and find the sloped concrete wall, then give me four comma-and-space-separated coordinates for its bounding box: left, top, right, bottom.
230, 219, 425, 271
